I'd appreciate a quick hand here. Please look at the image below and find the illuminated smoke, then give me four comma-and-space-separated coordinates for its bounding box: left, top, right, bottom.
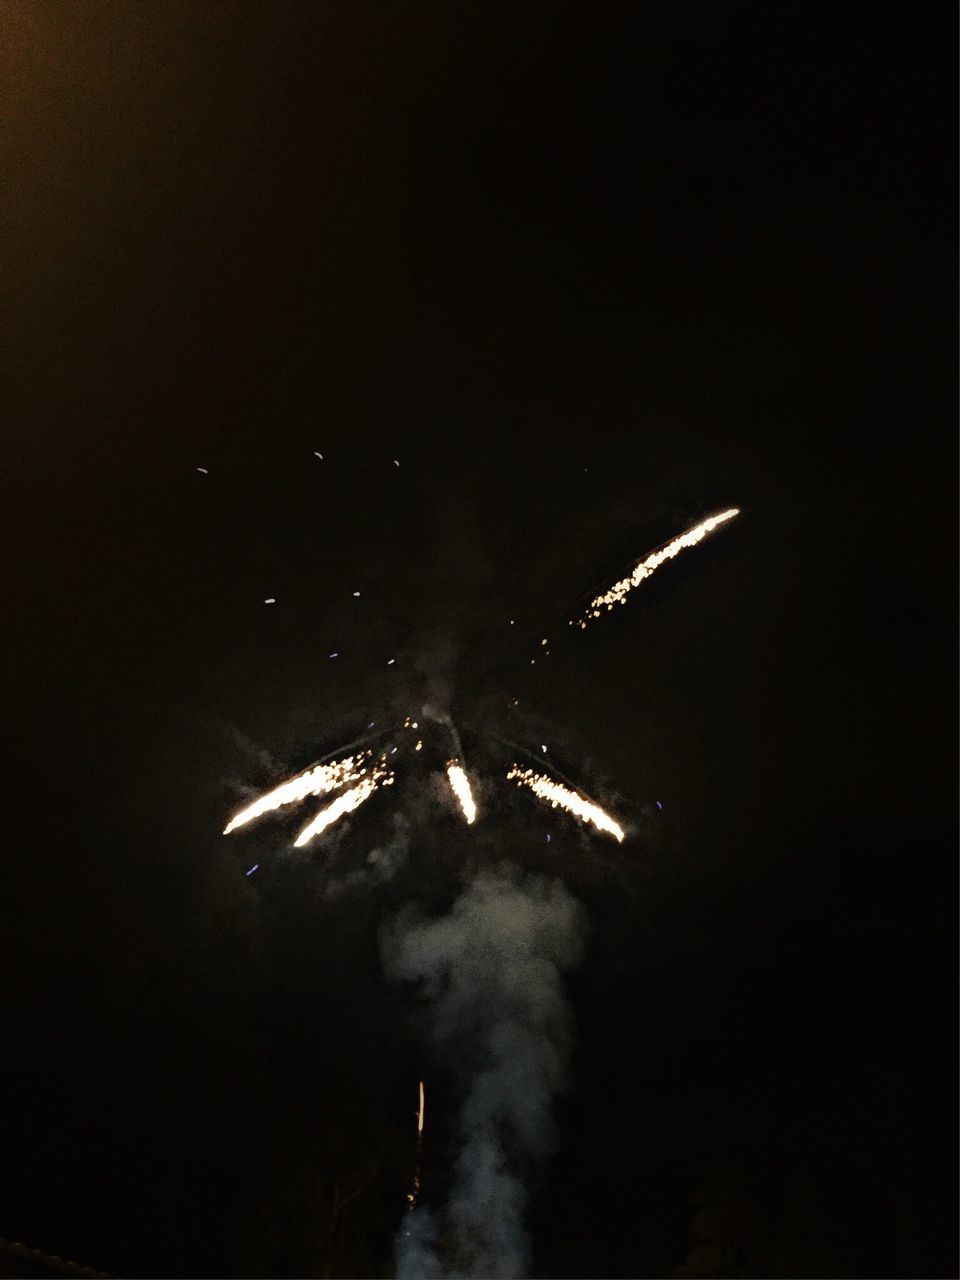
384, 864, 587, 1279
446, 762, 477, 825
507, 765, 625, 842
292, 768, 394, 848
222, 753, 370, 834
572, 507, 739, 630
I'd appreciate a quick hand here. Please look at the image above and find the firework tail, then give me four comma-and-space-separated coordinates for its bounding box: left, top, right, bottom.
406, 1081, 425, 1213
570, 507, 739, 631
492, 735, 599, 801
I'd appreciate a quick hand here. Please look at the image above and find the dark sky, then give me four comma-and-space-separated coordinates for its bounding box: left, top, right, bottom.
0, 4, 955, 1278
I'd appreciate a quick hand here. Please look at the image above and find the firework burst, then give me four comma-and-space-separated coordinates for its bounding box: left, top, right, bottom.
222, 507, 738, 851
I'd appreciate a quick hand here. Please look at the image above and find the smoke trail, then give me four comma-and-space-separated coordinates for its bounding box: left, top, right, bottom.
382, 863, 587, 1278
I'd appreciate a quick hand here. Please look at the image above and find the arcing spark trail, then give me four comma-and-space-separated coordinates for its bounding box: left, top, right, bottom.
571, 508, 739, 630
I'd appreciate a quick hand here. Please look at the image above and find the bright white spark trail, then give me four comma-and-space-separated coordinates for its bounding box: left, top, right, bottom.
293, 767, 394, 848
223, 753, 370, 834
446, 761, 477, 824
507, 765, 624, 842
572, 508, 739, 630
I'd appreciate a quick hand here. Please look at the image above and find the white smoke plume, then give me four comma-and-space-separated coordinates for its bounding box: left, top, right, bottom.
382, 863, 587, 1278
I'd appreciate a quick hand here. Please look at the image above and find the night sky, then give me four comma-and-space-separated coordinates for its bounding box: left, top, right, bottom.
0, 5, 955, 1278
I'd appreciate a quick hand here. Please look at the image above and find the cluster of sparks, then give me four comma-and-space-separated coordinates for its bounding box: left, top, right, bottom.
222, 508, 738, 851
292, 765, 394, 847
507, 766, 625, 843
571, 508, 739, 630
223, 752, 394, 848
223, 753, 371, 834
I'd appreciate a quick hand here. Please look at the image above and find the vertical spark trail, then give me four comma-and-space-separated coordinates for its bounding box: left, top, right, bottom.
223, 753, 371, 834
292, 769, 394, 847
571, 507, 739, 629
507, 765, 625, 842
446, 762, 477, 825
406, 1081, 425, 1213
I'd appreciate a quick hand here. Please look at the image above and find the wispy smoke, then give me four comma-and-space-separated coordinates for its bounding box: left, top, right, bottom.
382, 863, 587, 1278
322, 813, 411, 901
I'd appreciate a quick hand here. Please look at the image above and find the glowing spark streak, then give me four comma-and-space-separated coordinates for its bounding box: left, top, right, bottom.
223, 754, 369, 834
507, 765, 625, 842
292, 771, 393, 848
417, 1080, 425, 1134
572, 508, 740, 629
446, 762, 477, 824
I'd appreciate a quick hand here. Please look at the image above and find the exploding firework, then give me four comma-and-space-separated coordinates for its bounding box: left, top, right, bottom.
507, 765, 625, 842
217, 503, 741, 1278
222, 506, 738, 852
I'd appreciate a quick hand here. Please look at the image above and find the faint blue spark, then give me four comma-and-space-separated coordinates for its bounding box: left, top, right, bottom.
245, 864, 259, 876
